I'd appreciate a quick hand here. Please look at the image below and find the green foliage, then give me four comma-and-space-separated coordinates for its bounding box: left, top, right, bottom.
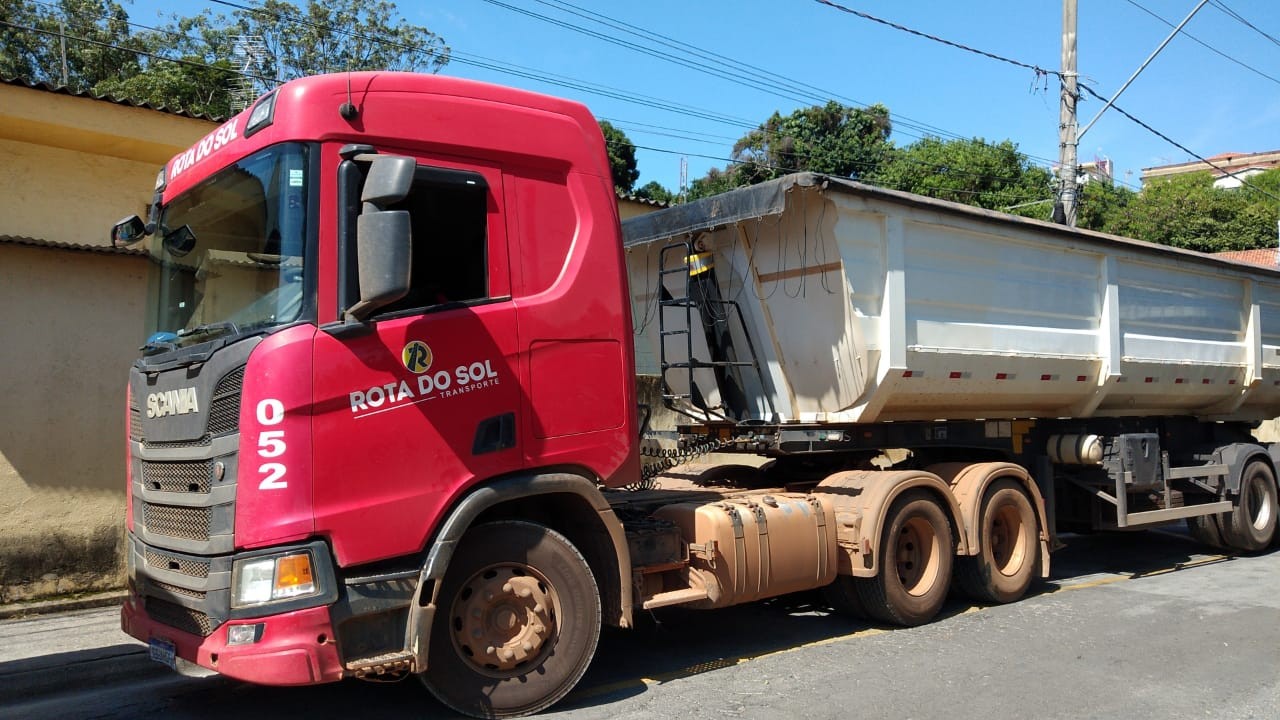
688, 101, 892, 200
1, 0, 140, 91
599, 120, 639, 193
222, 0, 449, 88
633, 180, 675, 205
1102, 170, 1280, 252
0, 0, 448, 118
867, 136, 1054, 212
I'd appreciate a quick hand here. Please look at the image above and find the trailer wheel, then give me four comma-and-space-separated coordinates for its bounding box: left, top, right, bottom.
1222, 461, 1278, 552
856, 490, 954, 626
421, 521, 601, 719
956, 480, 1039, 604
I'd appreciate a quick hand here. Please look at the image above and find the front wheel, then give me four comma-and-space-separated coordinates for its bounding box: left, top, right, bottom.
421, 521, 601, 719
856, 490, 954, 626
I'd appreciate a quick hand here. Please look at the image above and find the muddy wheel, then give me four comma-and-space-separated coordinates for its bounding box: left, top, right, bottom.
1222, 462, 1278, 552
956, 480, 1039, 604
856, 490, 954, 627
1186, 513, 1226, 549
823, 576, 869, 620
421, 521, 601, 718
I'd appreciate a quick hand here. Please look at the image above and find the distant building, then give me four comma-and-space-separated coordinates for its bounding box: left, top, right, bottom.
1214, 248, 1279, 267
1142, 149, 1280, 189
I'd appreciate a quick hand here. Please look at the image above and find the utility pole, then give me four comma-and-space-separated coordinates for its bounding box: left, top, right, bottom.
1057, 0, 1078, 227
59, 18, 68, 87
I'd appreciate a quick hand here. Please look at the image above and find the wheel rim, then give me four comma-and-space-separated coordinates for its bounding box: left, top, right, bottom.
989, 499, 1029, 577
450, 563, 557, 676
1245, 476, 1275, 532
896, 516, 942, 597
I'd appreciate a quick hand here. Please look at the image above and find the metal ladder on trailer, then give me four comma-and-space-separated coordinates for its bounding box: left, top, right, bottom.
656, 241, 775, 422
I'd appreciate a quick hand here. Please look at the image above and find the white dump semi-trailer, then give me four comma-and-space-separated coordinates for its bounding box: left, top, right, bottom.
619, 173, 1279, 626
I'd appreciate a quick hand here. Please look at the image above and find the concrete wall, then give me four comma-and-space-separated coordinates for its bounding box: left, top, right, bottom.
0, 245, 148, 601
0, 84, 213, 603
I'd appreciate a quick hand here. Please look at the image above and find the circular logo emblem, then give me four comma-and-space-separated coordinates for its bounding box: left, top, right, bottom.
402, 341, 433, 374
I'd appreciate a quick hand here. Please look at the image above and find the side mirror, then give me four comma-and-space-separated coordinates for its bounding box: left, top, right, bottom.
343, 155, 417, 323
362, 156, 417, 206
111, 215, 147, 248
346, 211, 411, 322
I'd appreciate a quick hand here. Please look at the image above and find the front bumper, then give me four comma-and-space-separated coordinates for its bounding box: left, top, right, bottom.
121, 592, 345, 685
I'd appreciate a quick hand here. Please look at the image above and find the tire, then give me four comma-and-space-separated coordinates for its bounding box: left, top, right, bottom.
421, 521, 601, 719
1185, 513, 1226, 549
1221, 461, 1279, 553
956, 480, 1039, 604
823, 576, 870, 620
855, 490, 954, 627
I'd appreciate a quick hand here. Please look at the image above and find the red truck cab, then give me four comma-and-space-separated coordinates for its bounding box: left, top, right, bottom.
120, 72, 639, 714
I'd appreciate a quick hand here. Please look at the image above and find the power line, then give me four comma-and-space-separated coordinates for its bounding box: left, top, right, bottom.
0, 19, 275, 84
1123, 0, 1280, 87
1211, 0, 1280, 48
1077, 84, 1280, 203
531, 0, 977, 147
479, 0, 1063, 172
9, 1, 1076, 199
811, 0, 1059, 79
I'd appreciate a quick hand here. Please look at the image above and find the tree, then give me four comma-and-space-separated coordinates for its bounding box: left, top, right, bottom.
0, 0, 449, 118
0, 0, 141, 91
633, 180, 674, 205
867, 136, 1055, 213
1103, 170, 1280, 252
688, 101, 893, 200
599, 120, 639, 194
222, 0, 449, 90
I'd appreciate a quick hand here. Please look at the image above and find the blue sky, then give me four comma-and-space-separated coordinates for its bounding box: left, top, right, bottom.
127, 1, 1280, 197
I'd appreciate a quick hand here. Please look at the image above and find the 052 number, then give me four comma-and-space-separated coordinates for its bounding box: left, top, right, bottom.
256, 398, 288, 490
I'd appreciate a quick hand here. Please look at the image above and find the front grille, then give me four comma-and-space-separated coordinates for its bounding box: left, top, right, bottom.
144, 436, 213, 450
153, 580, 207, 601
145, 548, 210, 579
146, 596, 215, 637
207, 367, 245, 436
143, 503, 211, 541
142, 461, 212, 494
129, 404, 143, 440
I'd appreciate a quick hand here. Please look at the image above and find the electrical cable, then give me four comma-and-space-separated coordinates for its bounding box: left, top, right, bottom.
1077, 84, 1280, 203
1123, 0, 1280, 87
1211, 1, 1280, 48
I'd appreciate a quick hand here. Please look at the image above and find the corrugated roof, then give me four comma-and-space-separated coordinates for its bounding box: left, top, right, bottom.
617, 192, 671, 208
1, 75, 222, 121
1215, 248, 1279, 267
0, 235, 145, 256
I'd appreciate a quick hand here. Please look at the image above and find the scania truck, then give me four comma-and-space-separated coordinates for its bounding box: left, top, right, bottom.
116, 72, 1279, 718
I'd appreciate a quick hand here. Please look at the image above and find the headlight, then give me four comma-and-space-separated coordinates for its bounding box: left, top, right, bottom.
231, 551, 317, 608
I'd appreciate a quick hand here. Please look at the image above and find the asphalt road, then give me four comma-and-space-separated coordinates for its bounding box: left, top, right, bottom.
2, 528, 1277, 720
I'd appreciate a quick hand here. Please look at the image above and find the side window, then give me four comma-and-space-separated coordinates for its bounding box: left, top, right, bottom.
378, 166, 490, 316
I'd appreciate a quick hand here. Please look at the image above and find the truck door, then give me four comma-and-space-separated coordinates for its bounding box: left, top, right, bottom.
311, 159, 521, 566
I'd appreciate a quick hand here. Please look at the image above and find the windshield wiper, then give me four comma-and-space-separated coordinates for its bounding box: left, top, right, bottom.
178, 321, 240, 342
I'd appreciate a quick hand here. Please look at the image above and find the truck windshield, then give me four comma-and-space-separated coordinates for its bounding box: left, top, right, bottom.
144, 143, 312, 349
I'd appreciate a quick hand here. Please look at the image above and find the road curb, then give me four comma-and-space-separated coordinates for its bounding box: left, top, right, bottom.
0, 590, 127, 620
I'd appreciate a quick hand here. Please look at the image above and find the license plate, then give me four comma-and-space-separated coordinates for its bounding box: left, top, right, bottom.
148, 637, 177, 670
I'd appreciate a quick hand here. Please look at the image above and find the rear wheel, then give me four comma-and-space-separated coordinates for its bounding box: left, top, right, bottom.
1186, 513, 1226, 549
1222, 462, 1278, 552
421, 521, 601, 719
956, 480, 1039, 603
856, 490, 954, 626
823, 576, 870, 620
